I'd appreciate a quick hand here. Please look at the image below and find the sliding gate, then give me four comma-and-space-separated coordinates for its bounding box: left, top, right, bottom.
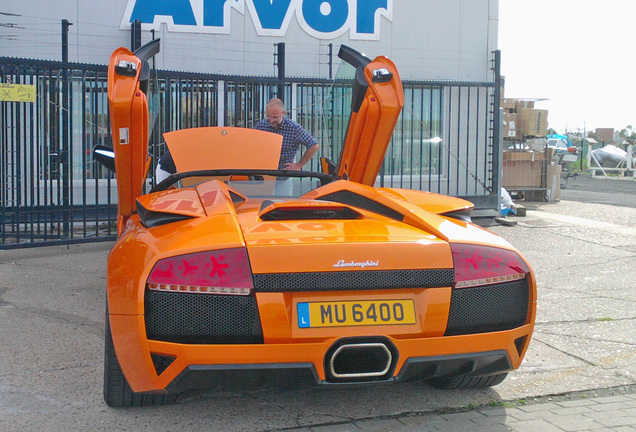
1, 54, 500, 249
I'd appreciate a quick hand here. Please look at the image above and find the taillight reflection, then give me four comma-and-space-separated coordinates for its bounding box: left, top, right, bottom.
147, 248, 253, 295
451, 244, 529, 289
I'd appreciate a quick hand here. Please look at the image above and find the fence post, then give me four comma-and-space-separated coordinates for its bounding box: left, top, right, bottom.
328, 43, 333, 79
131, 19, 142, 51
290, 83, 298, 122
276, 42, 285, 101
492, 50, 502, 208
217, 80, 225, 127
61, 19, 73, 238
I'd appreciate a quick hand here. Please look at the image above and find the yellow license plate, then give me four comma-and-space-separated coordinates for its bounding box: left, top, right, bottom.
297, 300, 416, 328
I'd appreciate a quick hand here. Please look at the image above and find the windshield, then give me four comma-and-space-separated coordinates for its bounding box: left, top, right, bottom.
151, 169, 332, 198
228, 175, 324, 198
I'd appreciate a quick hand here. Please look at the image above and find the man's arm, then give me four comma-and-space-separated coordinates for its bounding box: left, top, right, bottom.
284, 143, 319, 170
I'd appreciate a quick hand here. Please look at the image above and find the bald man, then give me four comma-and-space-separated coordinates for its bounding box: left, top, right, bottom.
254, 98, 319, 171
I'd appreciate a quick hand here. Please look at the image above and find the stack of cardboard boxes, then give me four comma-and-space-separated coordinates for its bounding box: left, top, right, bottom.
502, 150, 544, 189
502, 99, 548, 140
501, 98, 550, 192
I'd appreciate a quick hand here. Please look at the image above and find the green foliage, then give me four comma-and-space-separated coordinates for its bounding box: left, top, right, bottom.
618, 125, 636, 140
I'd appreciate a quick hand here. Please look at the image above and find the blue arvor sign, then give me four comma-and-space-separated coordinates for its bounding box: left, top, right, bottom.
120, 0, 393, 40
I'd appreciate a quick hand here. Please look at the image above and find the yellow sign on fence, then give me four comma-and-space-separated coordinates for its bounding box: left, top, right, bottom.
0, 83, 36, 103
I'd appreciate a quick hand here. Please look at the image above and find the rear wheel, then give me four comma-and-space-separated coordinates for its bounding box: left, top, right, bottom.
428, 373, 508, 390
104, 311, 174, 407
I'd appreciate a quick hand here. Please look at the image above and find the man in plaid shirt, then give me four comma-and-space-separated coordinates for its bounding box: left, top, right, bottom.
156, 98, 319, 187
254, 98, 319, 171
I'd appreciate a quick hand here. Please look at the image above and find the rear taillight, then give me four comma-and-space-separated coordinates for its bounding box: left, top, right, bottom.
451, 244, 529, 289
147, 248, 253, 295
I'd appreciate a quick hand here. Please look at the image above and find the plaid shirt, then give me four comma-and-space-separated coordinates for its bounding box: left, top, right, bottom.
254, 117, 318, 169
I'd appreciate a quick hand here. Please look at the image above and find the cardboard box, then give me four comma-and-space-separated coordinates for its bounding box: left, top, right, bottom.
503, 112, 518, 139
546, 162, 562, 201
502, 151, 544, 188
515, 100, 535, 110
517, 108, 548, 137
501, 98, 517, 112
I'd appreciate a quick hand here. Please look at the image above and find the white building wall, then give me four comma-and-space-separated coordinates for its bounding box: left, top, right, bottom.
1, 0, 499, 80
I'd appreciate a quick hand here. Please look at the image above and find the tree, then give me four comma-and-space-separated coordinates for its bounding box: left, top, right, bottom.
618, 125, 636, 140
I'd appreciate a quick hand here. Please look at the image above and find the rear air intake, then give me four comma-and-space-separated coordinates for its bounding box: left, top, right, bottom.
260, 206, 361, 221
317, 190, 404, 221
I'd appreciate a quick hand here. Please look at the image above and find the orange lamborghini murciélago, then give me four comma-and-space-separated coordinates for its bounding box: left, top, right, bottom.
98, 40, 536, 407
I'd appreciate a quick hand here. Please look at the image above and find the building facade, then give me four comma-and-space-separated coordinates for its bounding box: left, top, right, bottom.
1, 0, 498, 80
0, 1, 502, 247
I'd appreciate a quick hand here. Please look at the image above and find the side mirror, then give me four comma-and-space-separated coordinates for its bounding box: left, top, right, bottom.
93, 145, 116, 172
320, 157, 337, 175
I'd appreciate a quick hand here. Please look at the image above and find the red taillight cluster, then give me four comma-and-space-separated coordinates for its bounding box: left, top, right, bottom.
147, 248, 253, 295
451, 244, 529, 289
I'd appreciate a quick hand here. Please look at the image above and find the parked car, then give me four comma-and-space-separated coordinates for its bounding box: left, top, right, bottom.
96, 40, 537, 407
547, 134, 579, 164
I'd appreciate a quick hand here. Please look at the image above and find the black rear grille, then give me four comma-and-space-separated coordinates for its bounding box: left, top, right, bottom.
260, 206, 361, 221
145, 290, 263, 344
253, 269, 454, 292
445, 279, 529, 336
317, 190, 404, 221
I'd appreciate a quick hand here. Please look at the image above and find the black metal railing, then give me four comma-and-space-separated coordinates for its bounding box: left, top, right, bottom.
1, 54, 499, 249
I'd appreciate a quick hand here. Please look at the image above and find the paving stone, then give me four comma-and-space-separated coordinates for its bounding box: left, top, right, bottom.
589, 395, 633, 404
433, 421, 510, 432
398, 415, 448, 432
397, 415, 446, 428
583, 409, 633, 421
505, 419, 563, 432
556, 399, 599, 408
507, 410, 560, 421
354, 418, 406, 431
519, 403, 561, 413
545, 414, 605, 432
312, 424, 362, 432
387, 423, 438, 432
596, 416, 636, 428
476, 407, 508, 417
549, 406, 594, 416
439, 411, 487, 422
612, 426, 636, 432
470, 413, 510, 426
588, 402, 631, 412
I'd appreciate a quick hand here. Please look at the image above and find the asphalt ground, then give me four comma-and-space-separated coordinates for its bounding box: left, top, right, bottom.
0, 173, 634, 431
561, 171, 636, 208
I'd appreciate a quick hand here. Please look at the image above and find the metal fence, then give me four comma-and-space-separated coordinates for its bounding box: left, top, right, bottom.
1, 55, 500, 249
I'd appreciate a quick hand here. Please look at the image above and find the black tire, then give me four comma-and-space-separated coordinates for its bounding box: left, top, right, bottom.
428, 373, 508, 390
104, 311, 175, 407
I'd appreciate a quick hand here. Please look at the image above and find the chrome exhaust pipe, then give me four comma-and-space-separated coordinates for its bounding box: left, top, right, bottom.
328, 342, 392, 379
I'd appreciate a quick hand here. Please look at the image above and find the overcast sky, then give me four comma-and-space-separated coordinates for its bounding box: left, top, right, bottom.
498, 1, 636, 134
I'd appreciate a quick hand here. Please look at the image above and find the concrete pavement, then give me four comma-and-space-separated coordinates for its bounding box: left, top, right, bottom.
283, 390, 636, 431
278, 193, 636, 431
0, 185, 635, 431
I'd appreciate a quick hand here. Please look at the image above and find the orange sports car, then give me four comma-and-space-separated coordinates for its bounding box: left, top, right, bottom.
97, 41, 536, 407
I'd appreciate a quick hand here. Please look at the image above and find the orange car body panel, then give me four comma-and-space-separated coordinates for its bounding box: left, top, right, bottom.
107, 48, 149, 234
338, 56, 404, 185
107, 178, 537, 392
164, 126, 282, 171
105, 45, 537, 394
